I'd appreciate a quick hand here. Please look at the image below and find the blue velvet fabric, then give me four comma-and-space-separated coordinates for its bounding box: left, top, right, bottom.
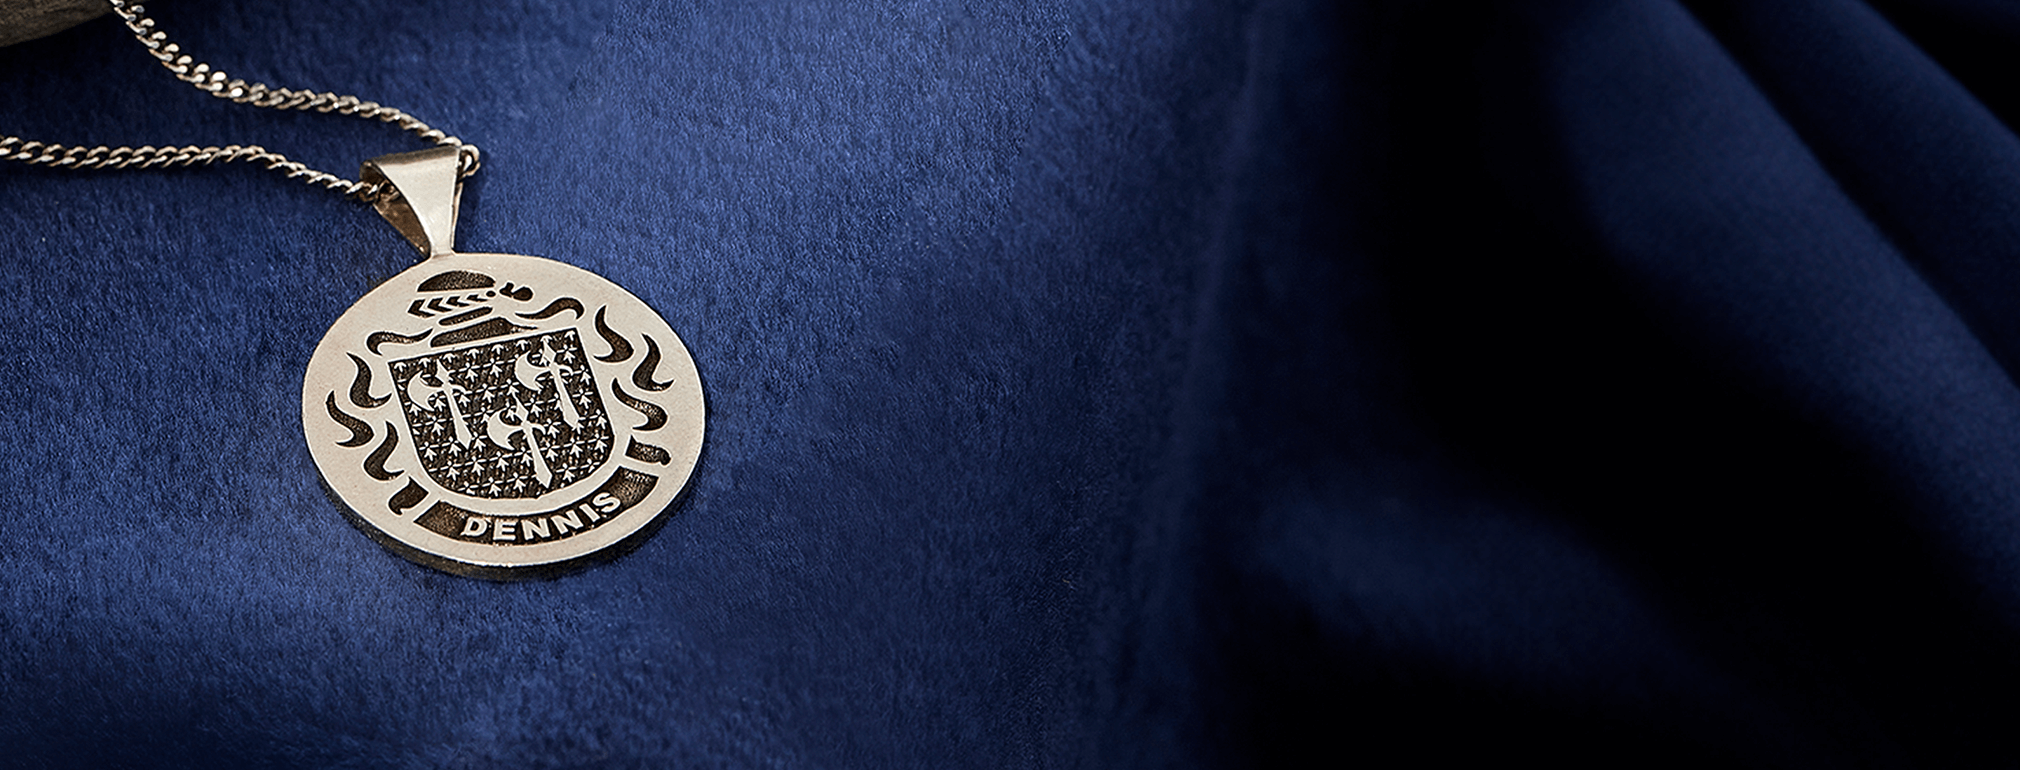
6, 0, 2020, 766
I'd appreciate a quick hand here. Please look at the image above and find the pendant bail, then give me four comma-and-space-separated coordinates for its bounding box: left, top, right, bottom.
361, 146, 464, 258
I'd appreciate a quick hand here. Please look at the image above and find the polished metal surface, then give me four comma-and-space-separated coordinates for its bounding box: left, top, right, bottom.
306, 153, 704, 578
0, 0, 478, 199
8, 2, 707, 577
304, 252, 706, 578
361, 146, 466, 257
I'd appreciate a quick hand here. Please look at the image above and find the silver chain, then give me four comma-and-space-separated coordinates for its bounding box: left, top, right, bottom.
0, 0, 479, 201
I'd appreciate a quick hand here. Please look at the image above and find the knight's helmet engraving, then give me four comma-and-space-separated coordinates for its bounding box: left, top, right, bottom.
374, 270, 615, 499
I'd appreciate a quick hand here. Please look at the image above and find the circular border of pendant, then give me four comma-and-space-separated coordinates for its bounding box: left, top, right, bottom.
302, 252, 704, 579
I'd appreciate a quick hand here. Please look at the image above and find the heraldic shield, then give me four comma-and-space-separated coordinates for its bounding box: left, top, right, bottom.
391, 329, 614, 499
303, 253, 705, 579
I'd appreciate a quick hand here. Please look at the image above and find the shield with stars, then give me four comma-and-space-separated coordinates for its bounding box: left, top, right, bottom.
390, 329, 614, 499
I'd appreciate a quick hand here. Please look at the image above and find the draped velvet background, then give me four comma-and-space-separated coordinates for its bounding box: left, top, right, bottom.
6, 0, 2020, 766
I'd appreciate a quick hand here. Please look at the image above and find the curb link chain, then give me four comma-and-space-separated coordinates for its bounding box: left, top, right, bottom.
0, 0, 480, 201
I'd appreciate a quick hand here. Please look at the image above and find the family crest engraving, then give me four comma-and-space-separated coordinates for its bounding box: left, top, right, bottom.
392, 330, 614, 498
305, 255, 705, 578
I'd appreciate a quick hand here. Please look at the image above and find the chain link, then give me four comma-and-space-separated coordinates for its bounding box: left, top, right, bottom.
0, 0, 480, 201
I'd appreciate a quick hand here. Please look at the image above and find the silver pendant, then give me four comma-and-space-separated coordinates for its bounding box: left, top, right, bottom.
302, 147, 704, 578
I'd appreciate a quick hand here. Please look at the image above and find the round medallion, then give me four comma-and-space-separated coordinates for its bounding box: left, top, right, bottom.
303, 252, 704, 578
